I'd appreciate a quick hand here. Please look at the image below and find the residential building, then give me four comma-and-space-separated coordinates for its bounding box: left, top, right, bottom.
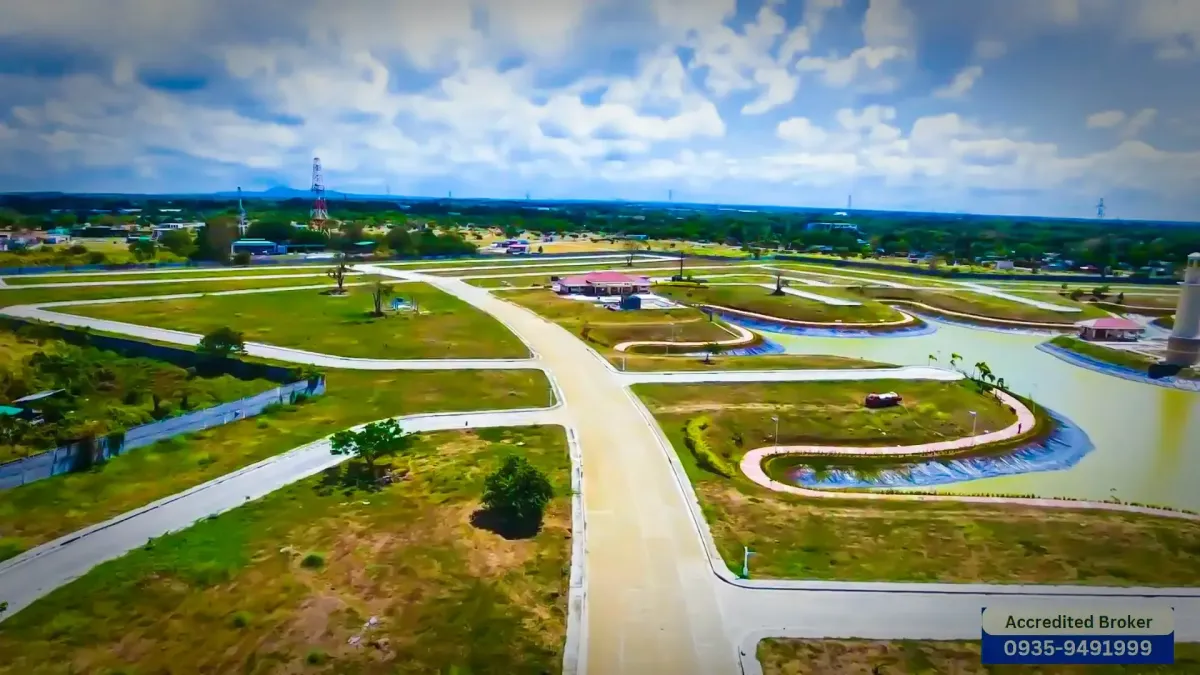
553, 272, 651, 296
1075, 317, 1143, 342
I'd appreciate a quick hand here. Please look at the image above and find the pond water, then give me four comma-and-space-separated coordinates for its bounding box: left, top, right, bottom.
752, 317, 1200, 511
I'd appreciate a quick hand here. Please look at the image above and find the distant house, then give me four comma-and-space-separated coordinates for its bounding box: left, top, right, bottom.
995, 260, 1015, 271
553, 272, 651, 296
806, 222, 859, 234
1075, 317, 1143, 342
231, 239, 285, 255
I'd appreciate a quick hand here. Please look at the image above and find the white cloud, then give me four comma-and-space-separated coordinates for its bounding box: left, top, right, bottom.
776, 117, 828, 147
933, 66, 984, 98
1086, 110, 1127, 129
1124, 0, 1200, 61
796, 46, 906, 88
863, 0, 916, 50
1124, 108, 1159, 138
741, 67, 798, 115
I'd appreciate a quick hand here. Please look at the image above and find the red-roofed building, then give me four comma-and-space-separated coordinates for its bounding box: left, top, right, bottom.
553, 271, 651, 296
1075, 317, 1143, 341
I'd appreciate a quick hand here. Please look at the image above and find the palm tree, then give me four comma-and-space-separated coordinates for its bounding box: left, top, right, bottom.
371, 281, 393, 317
927, 353, 937, 365
949, 353, 963, 371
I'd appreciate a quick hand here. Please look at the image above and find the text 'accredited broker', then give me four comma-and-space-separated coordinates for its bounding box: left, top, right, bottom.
982, 603, 1175, 665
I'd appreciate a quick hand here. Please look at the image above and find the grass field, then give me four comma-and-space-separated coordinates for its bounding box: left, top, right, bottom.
757, 639, 1200, 674
639, 380, 1200, 584
0, 426, 571, 675
458, 262, 747, 286
656, 284, 905, 324
607, 353, 893, 371
862, 289, 1092, 324
63, 282, 529, 360
2, 266, 341, 284
770, 263, 959, 289
0, 277, 358, 309
0, 368, 552, 563
502, 289, 738, 350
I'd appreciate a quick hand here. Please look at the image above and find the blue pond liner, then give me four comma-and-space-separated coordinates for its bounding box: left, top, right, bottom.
715, 312, 937, 338
907, 308, 1061, 336
679, 336, 787, 357
1037, 342, 1200, 392
787, 407, 1094, 490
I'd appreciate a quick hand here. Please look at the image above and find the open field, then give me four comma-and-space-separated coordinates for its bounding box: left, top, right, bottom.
455, 261, 748, 283
757, 638, 1200, 674
0, 368, 552, 562
64, 282, 528, 360
862, 289, 1093, 324
0, 278, 359, 309
769, 263, 958, 289
502, 288, 738, 350
607, 353, 892, 371
0, 239, 185, 270
0, 426, 571, 675
1, 266, 344, 284
639, 381, 1200, 585
656, 284, 905, 324
997, 291, 1113, 319
0, 329, 276, 464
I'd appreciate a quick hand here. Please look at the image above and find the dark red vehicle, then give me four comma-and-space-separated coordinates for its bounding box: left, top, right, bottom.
864, 392, 903, 409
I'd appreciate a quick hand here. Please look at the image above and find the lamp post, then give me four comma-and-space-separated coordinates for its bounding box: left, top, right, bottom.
772, 415, 780, 450
970, 411, 978, 436
742, 546, 756, 579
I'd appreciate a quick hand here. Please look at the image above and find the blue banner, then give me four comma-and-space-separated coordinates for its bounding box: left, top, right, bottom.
982, 632, 1175, 665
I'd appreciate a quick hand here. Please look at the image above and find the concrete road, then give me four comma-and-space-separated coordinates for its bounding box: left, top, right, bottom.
370, 267, 739, 675
2, 304, 543, 371
0, 407, 563, 621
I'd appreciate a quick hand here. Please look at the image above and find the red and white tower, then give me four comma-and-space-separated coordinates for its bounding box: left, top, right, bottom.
310, 157, 329, 230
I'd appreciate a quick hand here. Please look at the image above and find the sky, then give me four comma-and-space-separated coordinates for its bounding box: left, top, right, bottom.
1, 0, 1200, 221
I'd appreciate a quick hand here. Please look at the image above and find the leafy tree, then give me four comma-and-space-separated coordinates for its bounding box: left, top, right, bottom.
193, 220, 238, 264
246, 219, 294, 243
371, 280, 393, 317
197, 327, 246, 360
703, 342, 724, 363
621, 239, 641, 266
327, 254, 349, 293
386, 226, 418, 257
481, 455, 554, 526
158, 229, 196, 257
128, 238, 157, 261
330, 418, 412, 475
503, 224, 521, 238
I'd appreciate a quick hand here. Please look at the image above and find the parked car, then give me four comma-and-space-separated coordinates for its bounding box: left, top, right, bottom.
864, 392, 902, 409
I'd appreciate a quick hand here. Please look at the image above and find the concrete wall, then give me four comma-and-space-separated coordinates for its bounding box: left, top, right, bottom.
0, 378, 325, 490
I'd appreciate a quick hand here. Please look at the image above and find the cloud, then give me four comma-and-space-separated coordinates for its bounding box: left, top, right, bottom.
974, 40, 1008, 60
1124, 108, 1159, 138
1086, 110, 1127, 129
933, 66, 984, 98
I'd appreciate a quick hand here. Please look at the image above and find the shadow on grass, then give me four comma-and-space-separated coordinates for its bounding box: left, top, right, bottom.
469, 508, 542, 541
313, 461, 404, 497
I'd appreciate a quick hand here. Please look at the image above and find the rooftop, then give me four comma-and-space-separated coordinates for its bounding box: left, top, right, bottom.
1075, 317, 1143, 330
558, 271, 650, 286
13, 389, 65, 404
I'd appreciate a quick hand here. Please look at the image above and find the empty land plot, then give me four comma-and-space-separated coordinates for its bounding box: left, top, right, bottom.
757, 639, 1200, 674
0, 426, 571, 675
502, 289, 737, 351
984, 291, 1112, 319
609, 353, 892, 371
635, 380, 1200, 585
862, 289, 1091, 324
656, 284, 905, 324
62, 282, 528, 360
0, 277, 352, 309
1, 266, 338, 285
0, 368, 552, 562
774, 264, 958, 288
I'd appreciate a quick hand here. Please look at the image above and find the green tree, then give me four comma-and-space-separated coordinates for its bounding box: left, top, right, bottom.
327, 254, 349, 294
330, 418, 412, 475
481, 455, 555, 526
621, 239, 641, 266
703, 342, 724, 363
371, 280, 393, 317
158, 229, 196, 257
197, 327, 246, 360
193, 220, 238, 263
128, 238, 157, 261
246, 219, 294, 243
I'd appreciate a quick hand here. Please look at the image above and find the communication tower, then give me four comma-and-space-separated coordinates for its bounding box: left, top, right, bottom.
310, 157, 329, 230
1096, 198, 1106, 219
237, 187, 248, 236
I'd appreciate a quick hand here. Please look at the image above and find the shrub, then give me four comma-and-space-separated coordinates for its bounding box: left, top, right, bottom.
230, 611, 252, 628
306, 649, 328, 665
301, 552, 325, 569
481, 455, 555, 525
232, 250, 252, 266
683, 417, 734, 477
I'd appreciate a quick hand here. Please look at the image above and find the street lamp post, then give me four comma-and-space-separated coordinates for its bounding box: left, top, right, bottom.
742, 546, 756, 579
970, 410, 978, 438
772, 415, 780, 450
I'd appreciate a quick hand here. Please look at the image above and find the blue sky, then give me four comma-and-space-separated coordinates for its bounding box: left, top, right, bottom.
1, 0, 1199, 220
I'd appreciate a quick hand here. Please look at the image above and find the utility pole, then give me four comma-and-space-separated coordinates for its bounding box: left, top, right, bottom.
742, 547, 756, 579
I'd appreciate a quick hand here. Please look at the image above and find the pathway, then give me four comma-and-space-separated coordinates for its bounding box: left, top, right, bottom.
0, 407, 564, 620
612, 322, 756, 353
754, 283, 861, 306
619, 365, 961, 386
956, 281, 1083, 313
699, 303, 918, 329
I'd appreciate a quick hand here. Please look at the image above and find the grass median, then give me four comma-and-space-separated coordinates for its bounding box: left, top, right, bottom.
0, 426, 571, 675
656, 283, 905, 324
0, 278, 354, 309
1048, 336, 1200, 380
1, 266, 338, 285
863, 288, 1088, 324
634, 379, 1200, 586
62, 282, 529, 360
757, 639, 1200, 674
0, 368, 552, 562
607, 353, 893, 371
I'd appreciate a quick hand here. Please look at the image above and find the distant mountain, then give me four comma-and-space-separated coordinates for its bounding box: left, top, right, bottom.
212, 185, 354, 200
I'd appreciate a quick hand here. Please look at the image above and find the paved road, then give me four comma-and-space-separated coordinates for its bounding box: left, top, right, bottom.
0, 407, 563, 621
0, 272, 364, 290
2, 303, 543, 371
365, 265, 739, 675
957, 281, 1083, 313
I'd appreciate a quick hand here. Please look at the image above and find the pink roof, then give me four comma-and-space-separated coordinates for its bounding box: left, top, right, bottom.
1076, 317, 1143, 330
557, 272, 650, 286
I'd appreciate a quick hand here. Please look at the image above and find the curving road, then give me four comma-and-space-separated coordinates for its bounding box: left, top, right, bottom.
0, 406, 564, 621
